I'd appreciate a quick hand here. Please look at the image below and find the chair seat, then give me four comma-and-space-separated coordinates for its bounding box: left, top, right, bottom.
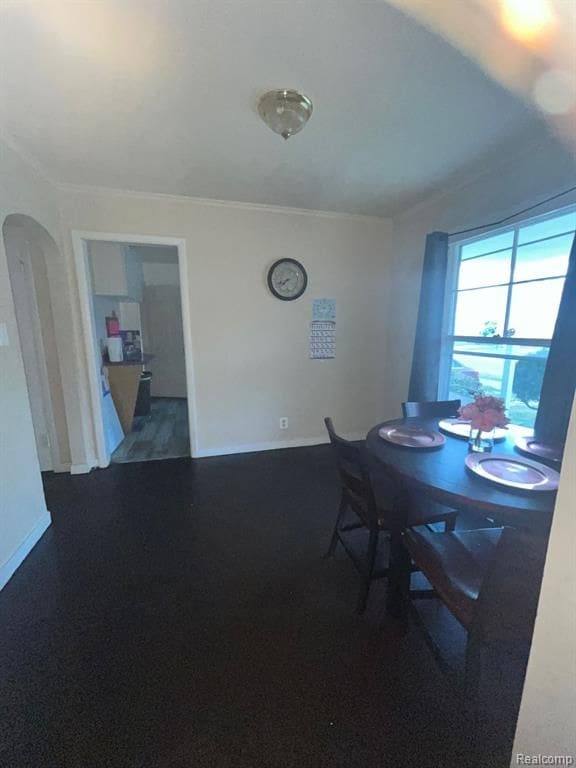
404, 527, 503, 628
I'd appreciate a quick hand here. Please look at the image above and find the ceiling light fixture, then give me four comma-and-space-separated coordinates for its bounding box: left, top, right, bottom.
257, 89, 313, 140
500, 0, 557, 46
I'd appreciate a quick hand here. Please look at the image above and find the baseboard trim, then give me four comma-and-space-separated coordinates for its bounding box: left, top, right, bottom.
0, 510, 51, 591
70, 461, 98, 475
195, 433, 366, 458
52, 463, 71, 474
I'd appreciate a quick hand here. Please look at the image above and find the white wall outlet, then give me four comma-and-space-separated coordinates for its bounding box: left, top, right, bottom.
0, 322, 9, 347
279, 417, 289, 430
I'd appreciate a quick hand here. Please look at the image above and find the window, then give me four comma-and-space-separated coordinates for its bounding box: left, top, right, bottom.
441, 206, 575, 428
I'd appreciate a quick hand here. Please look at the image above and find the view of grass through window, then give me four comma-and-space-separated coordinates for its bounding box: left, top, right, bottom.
445, 209, 575, 428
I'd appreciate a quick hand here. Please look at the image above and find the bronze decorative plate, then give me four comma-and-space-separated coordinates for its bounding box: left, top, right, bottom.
515, 435, 562, 464
438, 418, 508, 442
465, 453, 560, 491
378, 425, 445, 449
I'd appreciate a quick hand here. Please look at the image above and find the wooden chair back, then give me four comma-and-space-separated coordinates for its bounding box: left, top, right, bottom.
402, 399, 461, 419
324, 418, 379, 529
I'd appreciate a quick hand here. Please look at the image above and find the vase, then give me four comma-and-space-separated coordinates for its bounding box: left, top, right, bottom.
468, 426, 495, 453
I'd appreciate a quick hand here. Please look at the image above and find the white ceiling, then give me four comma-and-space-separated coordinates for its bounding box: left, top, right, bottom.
0, 0, 542, 216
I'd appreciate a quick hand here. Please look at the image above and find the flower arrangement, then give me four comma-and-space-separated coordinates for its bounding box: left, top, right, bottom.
459, 395, 510, 433
459, 395, 510, 452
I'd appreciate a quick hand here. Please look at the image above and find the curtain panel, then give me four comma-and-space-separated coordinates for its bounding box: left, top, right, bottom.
534, 233, 576, 449
408, 231, 449, 403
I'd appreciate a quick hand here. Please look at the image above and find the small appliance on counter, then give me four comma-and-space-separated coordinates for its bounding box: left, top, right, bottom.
121, 330, 143, 362
106, 336, 124, 363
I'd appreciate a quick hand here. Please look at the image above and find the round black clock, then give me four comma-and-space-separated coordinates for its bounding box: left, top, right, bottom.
267, 258, 308, 301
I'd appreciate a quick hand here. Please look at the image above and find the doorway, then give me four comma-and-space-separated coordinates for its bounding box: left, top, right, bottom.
73, 232, 197, 467
3, 215, 71, 473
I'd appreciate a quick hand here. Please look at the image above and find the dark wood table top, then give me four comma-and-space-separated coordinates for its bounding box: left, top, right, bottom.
366, 417, 557, 530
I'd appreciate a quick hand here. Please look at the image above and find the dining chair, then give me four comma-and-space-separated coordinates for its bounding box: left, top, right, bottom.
402, 524, 547, 702
324, 417, 458, 613
402, 399, 461, 419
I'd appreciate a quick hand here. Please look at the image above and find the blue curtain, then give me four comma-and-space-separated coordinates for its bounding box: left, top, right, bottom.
408, 231, 449, 402
534, 233, 576, 448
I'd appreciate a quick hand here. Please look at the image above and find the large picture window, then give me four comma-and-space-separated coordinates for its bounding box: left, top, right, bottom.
441, 207, 576, 428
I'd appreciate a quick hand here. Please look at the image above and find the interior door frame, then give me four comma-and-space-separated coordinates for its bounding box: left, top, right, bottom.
72, 230, 199, 467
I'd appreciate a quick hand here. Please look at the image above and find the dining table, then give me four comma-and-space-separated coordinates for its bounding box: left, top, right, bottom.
365, 416, 559, 616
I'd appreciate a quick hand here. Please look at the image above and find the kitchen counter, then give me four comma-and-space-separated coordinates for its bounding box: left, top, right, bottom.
103, 355, 154, 433
103, 354, 154, 367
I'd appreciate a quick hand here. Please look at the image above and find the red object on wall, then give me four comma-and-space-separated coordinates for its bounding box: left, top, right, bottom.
105, 312, 120, 337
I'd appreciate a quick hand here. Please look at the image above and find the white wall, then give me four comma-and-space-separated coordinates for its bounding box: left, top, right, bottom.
512, 399, 576, 764
26, 232, 72, 468
3, 218, 72, 471
0, 142, 59, 582
57, 186, 394, 454
388, 129, 576, 409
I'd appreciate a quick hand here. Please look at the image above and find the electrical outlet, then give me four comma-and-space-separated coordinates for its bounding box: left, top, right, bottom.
279, 417, 289, 430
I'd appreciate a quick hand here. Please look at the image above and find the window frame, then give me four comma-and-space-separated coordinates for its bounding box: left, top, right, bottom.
439, 203, 576, 411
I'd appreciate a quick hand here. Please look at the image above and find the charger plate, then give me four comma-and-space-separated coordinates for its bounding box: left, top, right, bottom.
465, 453, 560, 492
438, 418, 508, 442
514, 435, 562, 464
378, 425, 445, 449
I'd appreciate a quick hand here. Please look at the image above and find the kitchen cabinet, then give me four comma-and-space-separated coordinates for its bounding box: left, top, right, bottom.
89, 242, 143, 301
118, 301, 142, 334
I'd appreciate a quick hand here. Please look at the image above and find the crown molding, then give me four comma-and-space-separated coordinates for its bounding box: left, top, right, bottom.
0, 128, 388, 223
6, 121, 560, 227
55, 181, 391, 225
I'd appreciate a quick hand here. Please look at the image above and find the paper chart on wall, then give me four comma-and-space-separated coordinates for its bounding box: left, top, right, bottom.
312, 298, 336, 322
310, 299, 336, 359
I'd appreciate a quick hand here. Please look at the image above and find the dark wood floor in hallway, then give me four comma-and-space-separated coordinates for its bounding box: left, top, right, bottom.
0, 447, 522, 767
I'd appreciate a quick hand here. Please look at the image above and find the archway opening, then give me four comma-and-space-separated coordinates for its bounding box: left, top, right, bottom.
3, 214, 71, 471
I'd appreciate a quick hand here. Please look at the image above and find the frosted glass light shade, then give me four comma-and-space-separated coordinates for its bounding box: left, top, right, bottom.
257, 89, 313, 140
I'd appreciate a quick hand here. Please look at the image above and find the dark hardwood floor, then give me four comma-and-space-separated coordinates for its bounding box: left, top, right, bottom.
0, 446, 525, 767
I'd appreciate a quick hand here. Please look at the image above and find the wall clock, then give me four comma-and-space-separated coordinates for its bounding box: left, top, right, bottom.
267, 258, 308, 301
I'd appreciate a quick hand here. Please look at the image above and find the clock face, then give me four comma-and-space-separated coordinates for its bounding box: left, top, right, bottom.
267, 259, 308, 301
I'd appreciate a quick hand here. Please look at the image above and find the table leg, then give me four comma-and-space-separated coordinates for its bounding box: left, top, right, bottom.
386, 527, 411, 619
